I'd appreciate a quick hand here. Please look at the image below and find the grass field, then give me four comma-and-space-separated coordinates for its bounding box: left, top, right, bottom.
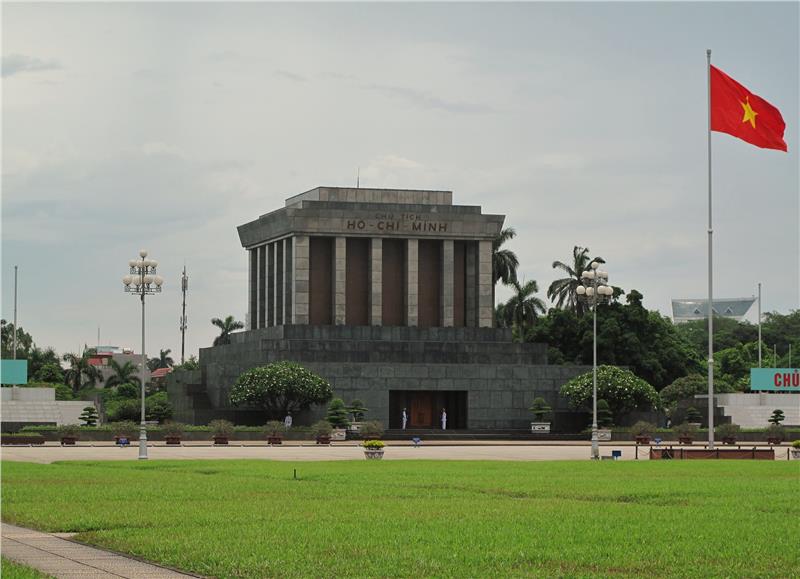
1, 557, 53, 579
2, 460, 798, 578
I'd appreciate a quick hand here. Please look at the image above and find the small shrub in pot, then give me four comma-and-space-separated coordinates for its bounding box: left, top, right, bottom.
162, 422, 185, 445
631, 421, 656, 444
57, 424, 81, 445
716, 422, 740, 444
209, 419, 235, 444
111, 420, 139, 442
765, 423, 785, 444
359, 420, 385, 440
312, 420, 333, 445
363, 439, 385, 460
263, 420, 286, 445
674, 422, 698, 444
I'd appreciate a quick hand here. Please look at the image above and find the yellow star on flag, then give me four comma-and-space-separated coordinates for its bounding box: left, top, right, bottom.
740, 96, 758, 129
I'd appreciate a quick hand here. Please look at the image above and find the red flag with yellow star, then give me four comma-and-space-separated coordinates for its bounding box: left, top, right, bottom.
710, 65, 787, 151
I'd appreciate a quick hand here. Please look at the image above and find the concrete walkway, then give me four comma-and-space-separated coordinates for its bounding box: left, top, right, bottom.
1, 523, 199, 578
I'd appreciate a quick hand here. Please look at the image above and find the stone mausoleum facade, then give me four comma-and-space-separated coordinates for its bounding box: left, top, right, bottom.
169, 187, 589, 430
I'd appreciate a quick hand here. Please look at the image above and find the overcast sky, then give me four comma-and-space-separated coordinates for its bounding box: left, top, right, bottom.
2, 2, 798, 360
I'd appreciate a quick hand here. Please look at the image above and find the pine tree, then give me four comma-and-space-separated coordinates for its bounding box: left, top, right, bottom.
769, 409, 785, 425
79, 406, 99, 427
326, 398, 350, 428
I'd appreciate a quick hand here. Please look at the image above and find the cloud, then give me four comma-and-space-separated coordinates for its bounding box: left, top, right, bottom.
274, 69, 307, 83
2, 53, 61, 77
362, 82, 494, 114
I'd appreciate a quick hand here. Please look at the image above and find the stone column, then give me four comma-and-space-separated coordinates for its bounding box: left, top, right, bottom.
465, 243, 477, 327
406, 239, 419, 327
285, 237, 293, 324
268, 242, 275, 327
293, 235, 310, 325
370, 238, 382, 325
441, 240, 455, 327
334, 237, 347, 325
247, 249, 255, 330
258, 245, 266, 329
477, 240, 493, 328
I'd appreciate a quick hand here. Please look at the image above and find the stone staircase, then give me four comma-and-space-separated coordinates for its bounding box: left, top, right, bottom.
716, 393, 800, 428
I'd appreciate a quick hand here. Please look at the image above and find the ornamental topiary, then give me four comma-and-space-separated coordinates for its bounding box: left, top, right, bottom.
348, 399, 368, 422
769, 409, 785, 425
596, 399, 613, 428
559, 365, 661, 422
229, 362, 332, 421
685, 406, 703, 424
529, 397, 552, 422
326, 398, 351, 429
79, 406, 99, 427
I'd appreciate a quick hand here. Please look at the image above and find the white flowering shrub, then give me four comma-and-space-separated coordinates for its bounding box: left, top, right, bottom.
559, 365, 661, 421
229, 362, 333, 420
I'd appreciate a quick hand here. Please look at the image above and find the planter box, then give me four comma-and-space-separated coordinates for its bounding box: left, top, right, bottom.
331, 429, 347, 441
60, 437, 78, 446
651, 448, 774, 460
267, 436, 283, 445
635, 436, 651, 445
766, 437, 782, 445
678, 437, 694, 445
530, 422, 551, 433
597, 429, 612, 441
213, 436, 229, 445
316, 435, 331, 445
1, 436, 45, 445
364, 449, 384, 460
791, 449, 800, 459
165, 436, 182, 445
722, 437, 737, 445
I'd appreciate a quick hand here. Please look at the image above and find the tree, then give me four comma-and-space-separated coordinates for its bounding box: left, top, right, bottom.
502, 280, 546, 334
326, 398, 350, 428
348, 399, 368, 422
148, 348, 174, 371
492, 227, 519, 286
529, 397, 552, 422
79, 406, 99, 427
146, 392, 173, 423
33, 362, 64, 384
769, 409, 785, 425
547, 246, 603, 316
106, 360, 141, 389
174, 355, 200, 371
559, 365, 661, 422
0, 319, 34, 359
116, 383, 139, 399
212, 315, 245, 346
596, 399, 613, 427
229, 362, 333, 420
62, 349, 102, 394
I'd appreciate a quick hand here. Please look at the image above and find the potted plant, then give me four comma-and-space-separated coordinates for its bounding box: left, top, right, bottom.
685, 406, 703, 428
791, 440, 800, 459
112, 420, 138, 444
359, 420, 384, 441
264, 420, 286, 445
347, 399, 368, 432
716, 422, 740, 445
674, 422, 698, 445
596, 399, 613, 440
162, 422, 185, 445
631, 421, 655, 445
58, 424, 81, 446
363, 439, 385, 460
326, 398, 350, 440
529, 397, 552, 433
209, 419, 234, 445
312, 420, 333, 445
765, 423, 785, 445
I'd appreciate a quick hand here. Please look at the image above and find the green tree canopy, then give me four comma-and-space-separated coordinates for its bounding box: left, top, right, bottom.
62, 349, 102, 394
229, 362, 333, 420
106, 360, 141, 389
212, 316, 245, 346
492, 227, 519, 286
559, 365, 661, 422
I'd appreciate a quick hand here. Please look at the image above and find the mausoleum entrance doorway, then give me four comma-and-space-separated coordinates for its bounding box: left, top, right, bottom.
388, 390, 467, 429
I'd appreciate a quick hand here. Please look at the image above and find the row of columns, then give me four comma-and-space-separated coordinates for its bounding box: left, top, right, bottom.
249, 236, 493, 329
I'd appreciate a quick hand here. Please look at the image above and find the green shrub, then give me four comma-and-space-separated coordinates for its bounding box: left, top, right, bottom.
116, 383, 139, 399
348, 399, 368, 422
311, 420, 333, 437
146, 392, 173, 423
162, 422, 185, 438
110, 421, 139, 438
631, 421, 656, 437
359, 420, 385, 439
57, 424, 81, 438
769, 409, 785, 425
716, 423, 741, 439
674, 422, 698, 438
596, 399, 613, 428
263, 420, 286, 437
79, 406, 98, 427
209, 419, 235, 438
363, 439, 385, 449
529, 397, 552, 422
765, 423, 785, 441
1, 432, 44, 440
685, 407, 703, 423
326, 398, 351, 428
792, 440, 800, 449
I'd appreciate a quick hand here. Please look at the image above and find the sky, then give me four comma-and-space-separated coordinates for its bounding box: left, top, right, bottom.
2, 1, 798, 361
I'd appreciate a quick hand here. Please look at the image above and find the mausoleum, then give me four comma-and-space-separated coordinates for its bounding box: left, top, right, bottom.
169, 187, 589, 431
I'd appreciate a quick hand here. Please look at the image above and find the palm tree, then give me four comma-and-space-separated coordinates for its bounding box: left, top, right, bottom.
493, 227, 519, 286
62, 349, 102, 394
506, 280, 547, 331
105, 359, 141, 388
212, 315, 244, 346
148, 348, 174, 371
547, 246, 604, 316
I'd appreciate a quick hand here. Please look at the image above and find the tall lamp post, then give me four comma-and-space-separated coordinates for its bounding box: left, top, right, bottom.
123, 250, 163, 460
576, 261, 613, 460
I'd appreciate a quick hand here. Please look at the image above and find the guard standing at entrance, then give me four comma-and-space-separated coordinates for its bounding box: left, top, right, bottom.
441, 408, 447, 430
401, 408, 408, 430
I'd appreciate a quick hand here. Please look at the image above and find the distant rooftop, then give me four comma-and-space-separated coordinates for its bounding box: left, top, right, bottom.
285, 186, 453, 207
672, 297, 756, 323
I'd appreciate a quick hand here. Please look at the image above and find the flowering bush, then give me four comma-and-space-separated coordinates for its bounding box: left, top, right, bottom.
229, 362, 332, 420
559, 365, 660, 421
363, 440, 385, 449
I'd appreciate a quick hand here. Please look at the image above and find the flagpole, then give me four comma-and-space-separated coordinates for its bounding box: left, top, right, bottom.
706, 48, 715, 449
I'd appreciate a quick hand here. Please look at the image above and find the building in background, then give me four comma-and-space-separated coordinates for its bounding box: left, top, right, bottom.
1, 387, 93, 432
88, 346, 149, 387
671, 297, 756, 323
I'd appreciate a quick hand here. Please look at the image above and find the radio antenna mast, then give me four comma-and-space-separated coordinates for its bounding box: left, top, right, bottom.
356, 167, 360, 188
180, 264, 188, 364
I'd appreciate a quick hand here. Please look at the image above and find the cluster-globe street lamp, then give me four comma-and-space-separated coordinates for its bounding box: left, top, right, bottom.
122, 250, 163, 460
576, 261, 614, 461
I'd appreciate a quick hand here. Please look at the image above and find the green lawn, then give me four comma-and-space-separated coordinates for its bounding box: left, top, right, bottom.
2, 460, 798, 578
1, 557, 53, 579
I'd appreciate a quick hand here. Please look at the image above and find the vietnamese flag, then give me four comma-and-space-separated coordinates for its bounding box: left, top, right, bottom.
710, 65, 787, 151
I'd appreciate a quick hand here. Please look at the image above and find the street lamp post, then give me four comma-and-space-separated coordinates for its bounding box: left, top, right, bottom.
123, 250, 163, 460
576, 261, 613, 461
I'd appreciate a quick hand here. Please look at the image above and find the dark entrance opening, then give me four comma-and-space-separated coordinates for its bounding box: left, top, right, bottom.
388, 391, 468, 429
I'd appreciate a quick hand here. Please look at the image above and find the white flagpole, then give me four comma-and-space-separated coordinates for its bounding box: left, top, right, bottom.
706, 49, 715, 449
